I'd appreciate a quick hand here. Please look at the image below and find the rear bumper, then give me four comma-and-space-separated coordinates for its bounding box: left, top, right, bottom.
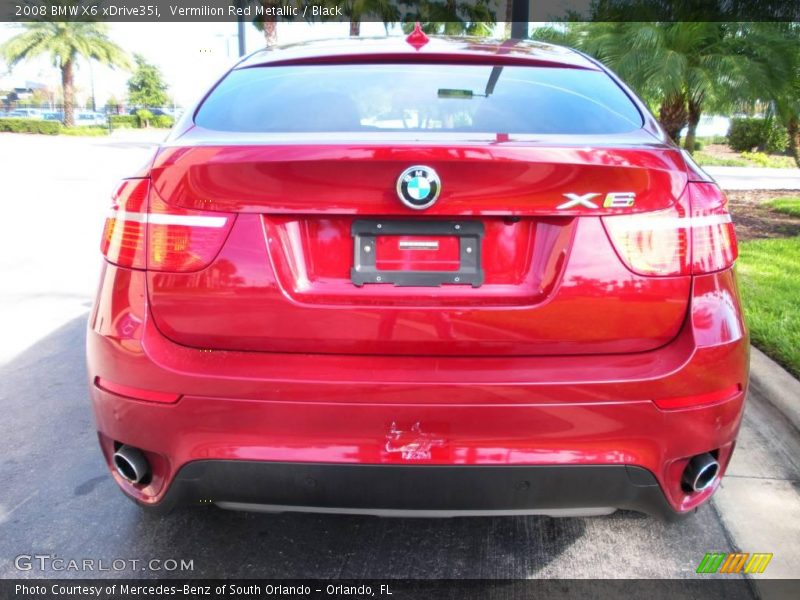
87, 265, 749, 519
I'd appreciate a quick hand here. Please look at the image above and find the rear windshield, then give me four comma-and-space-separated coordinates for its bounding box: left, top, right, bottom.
195, 64, 643, 135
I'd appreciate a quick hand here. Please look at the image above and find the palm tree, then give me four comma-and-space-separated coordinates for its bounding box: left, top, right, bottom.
780, 75, 800, 167
343, 0, 400, 37
532, 22, 785, 152
763, 23, 800, 166
400, 0, 496, 37
1, 20, 130, 127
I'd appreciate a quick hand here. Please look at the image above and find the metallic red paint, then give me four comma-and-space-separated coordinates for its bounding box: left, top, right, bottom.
87, 37, 749, 518
88, 260, 748, 515
149, 142, 687, 216
148, 214, 691, 356
233, 36, 598, 71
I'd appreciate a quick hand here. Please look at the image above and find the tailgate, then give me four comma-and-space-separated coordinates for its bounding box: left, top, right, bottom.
147, 143, 691, 356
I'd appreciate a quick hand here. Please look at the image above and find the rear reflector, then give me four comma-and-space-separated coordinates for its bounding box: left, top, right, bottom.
654, 384, 741, 410
95, 377, 180, 404
602, 182, 737, 276
100, 178, 234, 272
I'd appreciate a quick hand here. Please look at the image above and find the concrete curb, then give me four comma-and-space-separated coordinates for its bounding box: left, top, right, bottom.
749, 345, 800, 432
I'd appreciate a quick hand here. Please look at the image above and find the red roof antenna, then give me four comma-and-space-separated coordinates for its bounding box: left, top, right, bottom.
405, 22, 429, 51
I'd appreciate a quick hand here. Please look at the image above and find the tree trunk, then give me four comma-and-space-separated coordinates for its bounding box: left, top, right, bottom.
264, 21, 277, 47
658, 93, 688, 144
350, 20, 360, 36
684, 97, 703, 154
260, 1, 278, 47
788, 115, 800, 168
504, 0, 513, 38
62, 58, 75, 128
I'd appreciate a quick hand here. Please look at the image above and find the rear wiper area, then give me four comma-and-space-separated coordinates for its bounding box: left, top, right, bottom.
438, 66, 504, 99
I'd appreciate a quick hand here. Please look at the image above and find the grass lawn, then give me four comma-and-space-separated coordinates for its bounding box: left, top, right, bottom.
763, 197, 800, 218
737, 236, 800, 378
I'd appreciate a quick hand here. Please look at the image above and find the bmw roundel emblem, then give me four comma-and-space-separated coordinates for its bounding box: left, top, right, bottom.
396, 165, 441, 210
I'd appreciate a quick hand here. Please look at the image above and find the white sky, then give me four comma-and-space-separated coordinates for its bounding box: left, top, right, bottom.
0, 21, 409, 107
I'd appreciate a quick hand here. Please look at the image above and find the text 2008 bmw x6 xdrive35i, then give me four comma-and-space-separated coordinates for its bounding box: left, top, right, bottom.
87, 34, 748, 520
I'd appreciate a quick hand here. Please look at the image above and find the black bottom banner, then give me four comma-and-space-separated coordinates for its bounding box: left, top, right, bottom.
2, 579, 800, 600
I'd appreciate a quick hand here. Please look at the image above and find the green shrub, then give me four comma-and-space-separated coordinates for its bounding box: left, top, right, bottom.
763, 123, 789, 154
693, 140, 704, 151
61, 126, 108, 137
741, 150, 769, 167
150, 114, 174, 129
109, 114, 139, 128
728, 118, 789, 154
740, 151, 796, 169
136, 109, 154, 127
728, 118, 763, 152
0, 118, 62, 135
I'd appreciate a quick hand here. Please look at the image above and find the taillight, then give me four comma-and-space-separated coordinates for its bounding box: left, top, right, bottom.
602, 201, 690, 276
602, 182, 737, 276
101, 179, 148, 269
100, 178, 234, 272
688, 182, 738, 273
146, 193, 233, 271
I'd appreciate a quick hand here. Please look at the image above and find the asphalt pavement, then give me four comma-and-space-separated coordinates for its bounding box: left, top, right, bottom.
0, 132, 798, 584
704, 165, 800, 190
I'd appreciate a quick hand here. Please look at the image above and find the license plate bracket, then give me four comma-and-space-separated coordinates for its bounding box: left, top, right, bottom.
351, 219, 485, 287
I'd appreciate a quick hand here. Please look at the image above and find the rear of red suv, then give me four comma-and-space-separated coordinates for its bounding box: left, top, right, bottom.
86, 36, 748, 520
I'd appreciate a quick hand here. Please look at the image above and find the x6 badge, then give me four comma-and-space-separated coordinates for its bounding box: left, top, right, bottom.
557, 192, 636, 210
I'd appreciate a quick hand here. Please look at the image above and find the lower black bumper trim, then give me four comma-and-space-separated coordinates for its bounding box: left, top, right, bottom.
153, 461, 685, 521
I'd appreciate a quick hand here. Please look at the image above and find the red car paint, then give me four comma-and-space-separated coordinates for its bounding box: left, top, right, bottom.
87, 36, 748, 518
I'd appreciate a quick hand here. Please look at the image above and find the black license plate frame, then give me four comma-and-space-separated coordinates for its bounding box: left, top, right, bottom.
350, 219, 485, 288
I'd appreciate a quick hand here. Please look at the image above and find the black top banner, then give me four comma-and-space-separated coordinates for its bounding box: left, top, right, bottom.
1, 0, 799, 23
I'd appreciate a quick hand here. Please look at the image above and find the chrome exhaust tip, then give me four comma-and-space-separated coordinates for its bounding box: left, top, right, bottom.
113, 445, 151, 485
682, 452, 720, 493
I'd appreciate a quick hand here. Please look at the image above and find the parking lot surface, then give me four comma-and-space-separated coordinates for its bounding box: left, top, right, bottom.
0, 133, 798, 585
704, 165, 800, 190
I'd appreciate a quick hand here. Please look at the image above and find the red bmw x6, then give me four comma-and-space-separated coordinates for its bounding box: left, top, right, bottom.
87, 34, 748, 520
